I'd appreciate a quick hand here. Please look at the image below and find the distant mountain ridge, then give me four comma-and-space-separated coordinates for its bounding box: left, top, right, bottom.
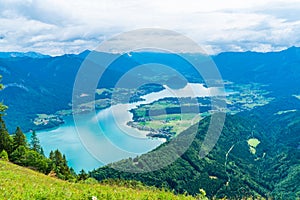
0, 51, 51, 59
0, 46, 300, 131
1, 46, 299, 58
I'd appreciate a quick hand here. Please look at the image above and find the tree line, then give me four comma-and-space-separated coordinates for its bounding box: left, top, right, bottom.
0, 75, 89, 182
0, 116, 77, 180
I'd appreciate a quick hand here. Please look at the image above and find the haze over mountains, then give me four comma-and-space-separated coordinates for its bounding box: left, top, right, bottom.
0, 47, 300, 132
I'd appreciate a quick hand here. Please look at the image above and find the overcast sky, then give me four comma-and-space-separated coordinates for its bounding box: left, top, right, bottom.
0, 0, 300, 55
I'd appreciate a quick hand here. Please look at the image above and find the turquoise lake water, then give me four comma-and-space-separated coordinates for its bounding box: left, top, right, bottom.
27, 110, 163, 172
26, 83, 226, 172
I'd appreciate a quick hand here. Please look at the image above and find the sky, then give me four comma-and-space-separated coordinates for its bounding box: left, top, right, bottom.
0, 0, 300, 55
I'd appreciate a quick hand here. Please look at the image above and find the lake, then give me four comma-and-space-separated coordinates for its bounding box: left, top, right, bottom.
28, 112, 163, 172
28, 83, 225, 172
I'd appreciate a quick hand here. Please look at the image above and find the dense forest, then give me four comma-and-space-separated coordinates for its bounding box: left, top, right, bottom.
90, 99, 300, 199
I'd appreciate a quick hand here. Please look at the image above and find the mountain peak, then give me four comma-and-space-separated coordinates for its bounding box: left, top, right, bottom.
0, 51, 51, 59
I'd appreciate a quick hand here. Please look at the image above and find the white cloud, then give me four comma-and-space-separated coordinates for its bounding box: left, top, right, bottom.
0, 0, 300, 55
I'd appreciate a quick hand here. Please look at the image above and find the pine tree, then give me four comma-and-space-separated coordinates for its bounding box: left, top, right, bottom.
0, 75, 8, 114
0, 116, 12, 154
0, 76, 11, 154
78, 169, 89, 181
40, 147, 45, 156
52, 149, 64, 167
30, 130, 41, 154
49, 150, 54, 160
13, 127, 27, 150
49, 149, 73, 180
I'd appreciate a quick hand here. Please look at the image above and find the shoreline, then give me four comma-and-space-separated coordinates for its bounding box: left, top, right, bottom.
32, 83, 219, 140
32, 105, 167, 142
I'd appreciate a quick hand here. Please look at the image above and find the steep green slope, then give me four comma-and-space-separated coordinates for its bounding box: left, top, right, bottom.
91, 110, 300, 199
0, 160, 198, 200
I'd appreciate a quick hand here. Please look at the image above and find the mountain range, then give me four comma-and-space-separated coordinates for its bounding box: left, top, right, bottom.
1, 47, 300, 132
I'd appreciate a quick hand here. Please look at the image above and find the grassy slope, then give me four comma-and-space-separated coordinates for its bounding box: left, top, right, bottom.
0, 160, 196, 200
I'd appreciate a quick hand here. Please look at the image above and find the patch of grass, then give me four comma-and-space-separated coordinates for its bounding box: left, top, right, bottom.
137, 114, 199, 134
248, 138, 260, 147
247, 138, 261, 154
0, 160, 196, 200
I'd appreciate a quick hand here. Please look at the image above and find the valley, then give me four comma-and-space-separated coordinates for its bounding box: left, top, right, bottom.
0, 47, 300, 199
128, 82, 274, 139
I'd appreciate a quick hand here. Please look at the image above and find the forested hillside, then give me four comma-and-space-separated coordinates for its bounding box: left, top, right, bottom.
91, 103, 300, 199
